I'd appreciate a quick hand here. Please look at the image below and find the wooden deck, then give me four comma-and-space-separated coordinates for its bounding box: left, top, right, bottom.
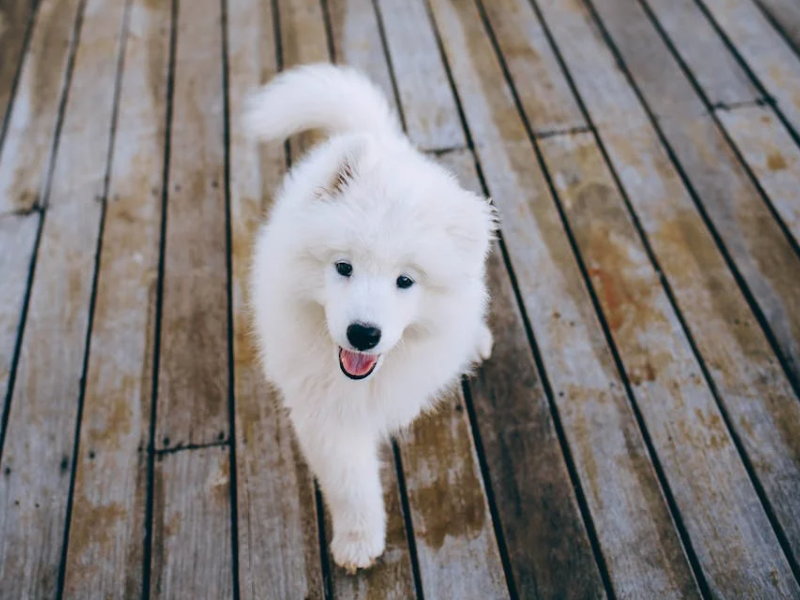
2, 0, 800, 597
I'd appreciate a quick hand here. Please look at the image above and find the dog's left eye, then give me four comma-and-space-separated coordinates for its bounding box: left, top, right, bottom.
335, 261, 353, 277
396, 275, 414, 289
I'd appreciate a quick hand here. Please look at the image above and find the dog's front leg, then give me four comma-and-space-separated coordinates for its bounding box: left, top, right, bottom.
294, 421, 385, 572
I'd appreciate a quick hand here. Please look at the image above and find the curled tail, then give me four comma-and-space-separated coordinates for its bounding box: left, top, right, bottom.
243, 64, 400, 143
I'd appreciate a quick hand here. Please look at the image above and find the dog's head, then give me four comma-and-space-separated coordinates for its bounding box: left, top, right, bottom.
288, 136, 496, 381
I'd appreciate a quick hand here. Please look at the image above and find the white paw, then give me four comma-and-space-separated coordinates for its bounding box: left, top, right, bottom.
477, 324, 493, 362
331, 527, 385, 574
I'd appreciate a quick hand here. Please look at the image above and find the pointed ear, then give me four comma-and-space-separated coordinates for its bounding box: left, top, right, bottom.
314, 137, 372, 199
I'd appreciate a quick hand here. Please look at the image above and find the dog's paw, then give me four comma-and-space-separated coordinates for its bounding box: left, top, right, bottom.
477, 324, 493, 362
331, 527, 385, 574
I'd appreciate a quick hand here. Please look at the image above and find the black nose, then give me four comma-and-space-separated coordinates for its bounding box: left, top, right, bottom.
347, 323, 381, 351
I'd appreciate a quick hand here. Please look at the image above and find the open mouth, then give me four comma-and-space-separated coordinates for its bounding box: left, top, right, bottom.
339, 348, 380, 380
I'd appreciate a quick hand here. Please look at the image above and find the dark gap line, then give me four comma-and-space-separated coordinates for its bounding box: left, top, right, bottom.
219, 0, 241, 596
0, 205, 43, 219
632, 0, 800, 578
56, 0, 134, 594
315, 482, 334, 600
751, 0, 800, 77
391, 440, 426, 600
370, 0, 408, 133
0, 0, 89, 464
710, 97, 768, 111
0, 0, 42, 153
153, 439, 230, 457
319, 0, 336, 63
534, 124, 592, 139
481, 0, 712, 595
428, 144, 468, 156
141, 0, 179, 596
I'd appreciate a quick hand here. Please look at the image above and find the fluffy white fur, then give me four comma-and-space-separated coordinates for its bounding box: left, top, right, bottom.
245, 64, 495, 572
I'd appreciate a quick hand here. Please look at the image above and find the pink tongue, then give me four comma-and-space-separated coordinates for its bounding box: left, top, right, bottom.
341, 349, 377, 377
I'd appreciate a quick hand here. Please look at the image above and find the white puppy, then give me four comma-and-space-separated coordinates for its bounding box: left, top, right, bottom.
245, 64, 495, 572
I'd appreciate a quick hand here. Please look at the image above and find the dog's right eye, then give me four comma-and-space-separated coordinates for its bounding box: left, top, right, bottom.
335, 261, 353, 277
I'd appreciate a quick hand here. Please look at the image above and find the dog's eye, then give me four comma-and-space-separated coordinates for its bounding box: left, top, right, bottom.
335, 261, 353, 277
396, 275, 414, 289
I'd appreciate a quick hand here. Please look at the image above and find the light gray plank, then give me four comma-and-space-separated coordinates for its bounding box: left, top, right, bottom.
0, 0, 37, 136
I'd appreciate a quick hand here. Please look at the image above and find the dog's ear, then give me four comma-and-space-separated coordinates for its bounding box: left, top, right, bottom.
315, 138, 371, 199
446, 192, 498, 264
325, 157, 356, 196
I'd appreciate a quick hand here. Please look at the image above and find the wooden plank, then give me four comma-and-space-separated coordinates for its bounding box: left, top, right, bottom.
440, 148, 607, 599
590, 0, 800, 424
226, 0, 324, 596
0, 213, 38, 413
642, 0, 761, 106
424, 0, 700, 596
398, 390, 508, 599
541, 131, 800, 598
481, 0, 586, 135
0, 0, 128, 595
719, 104, 800, 244
698, 0, 800, 137
373, 0, 465, 150
533, 0, 800, 579
151, 445, 233, 600
156, 0, 229, 449
59, 0, 172, 597
0, 0, 37, 137
0, 0, 83, 215
756, 0, 800, 52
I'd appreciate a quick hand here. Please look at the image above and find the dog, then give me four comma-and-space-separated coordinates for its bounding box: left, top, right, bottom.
244, 64, 496, 572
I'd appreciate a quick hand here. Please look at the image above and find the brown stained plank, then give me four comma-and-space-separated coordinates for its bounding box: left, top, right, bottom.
398, 391, 508, 599
642, 0, 760, 107
226, 0, 324, 596
156, 0, 228, 449
0, 0, 36, 135
0, 0, 128, 595
0, 0, 82, 214
541, 132, 800, 598
440, 149, 607, 599
374, 0, 465, 150
533, 0, 800, 581
719, 105, 800, 244
151, 446, 233, 600
0, 213, 38, 410
757, 0, 800, 51
698, 0, 800, 137
60, 0, 172, 597
480, 0, 586, 135
425, 0, 699, 597
589, 0, 800, 416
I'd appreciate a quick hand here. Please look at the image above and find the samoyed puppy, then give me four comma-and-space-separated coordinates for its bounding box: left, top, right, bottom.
245, 64, 496, 572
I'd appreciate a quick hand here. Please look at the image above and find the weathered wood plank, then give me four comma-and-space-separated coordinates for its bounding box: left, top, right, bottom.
0, 0, 37, 137
151, 446, 233, 600
425, 0, 699, 596
698, 0, 800, 138
0, 0, 128, 594
643, 0, 760, 106
756, 0, 800, 52
227, 0, 324, 596
156, 0, 229, 449
589, 0, 800, 421
481, 0, 586, 135
373, 0, 465, 150
534, 0, 800, 578
0, 0, 82, 214
541, 131, 800, 598
440, 148, 607, 599
0, 213, 38, 414
719, 104, 800, 245
60, 0, 172, 597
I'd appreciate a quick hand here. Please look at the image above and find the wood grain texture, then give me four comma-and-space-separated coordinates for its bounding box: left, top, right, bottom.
374, 0, 465, 150
151, 445, 233, 600
534, 0, 800, 581
719, 104, 800, 245
426, 0, 699, 596
440, 148, 607, 599
227, 0, 324, 596
541, 131, 800, 598
0, 213, 38, 415
60, 0, 172, 597
156, 0, 229, 449
643, 0, 760, 107
0, 0, 37, 137
0, 0, 128, 594
0, 0, 82, 214
398, 390, 508, 600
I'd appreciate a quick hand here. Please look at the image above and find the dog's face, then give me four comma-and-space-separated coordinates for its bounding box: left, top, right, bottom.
294, 139, 495, 381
